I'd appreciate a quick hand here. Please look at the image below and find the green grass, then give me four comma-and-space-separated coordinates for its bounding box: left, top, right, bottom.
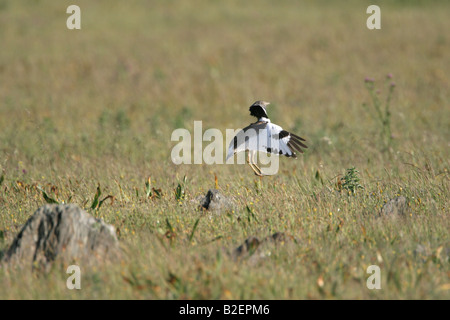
0, 0, 449, 299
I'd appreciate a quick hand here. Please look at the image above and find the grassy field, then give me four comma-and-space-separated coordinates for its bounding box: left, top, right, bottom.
0, 0, 449, 299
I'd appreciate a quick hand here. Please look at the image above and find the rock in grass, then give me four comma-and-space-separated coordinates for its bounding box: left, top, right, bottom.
232, 232, 295, 263
1, 204, 119, 269
380, 196, 409, 217
199, 189, 234, 212
232, 237, 261, 260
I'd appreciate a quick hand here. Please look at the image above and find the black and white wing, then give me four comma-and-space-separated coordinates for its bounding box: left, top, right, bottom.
226, 121, 307, 160
226, 121, 268, 160
264, 123, 308, 158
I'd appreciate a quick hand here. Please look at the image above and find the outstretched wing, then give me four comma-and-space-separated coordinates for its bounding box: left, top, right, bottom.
269, 124, 308, 158
226, 122, 307, 159
226, 121, 267, 160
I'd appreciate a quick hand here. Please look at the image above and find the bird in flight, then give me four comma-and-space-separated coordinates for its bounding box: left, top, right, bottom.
226, 101, 308, 176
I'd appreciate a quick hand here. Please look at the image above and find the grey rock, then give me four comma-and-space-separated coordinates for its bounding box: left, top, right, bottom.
232, 232, 295, 263
232, 237, 261, 260
1, 204, 119, 269
380, 196, 409, 217
199, 189, 234, 212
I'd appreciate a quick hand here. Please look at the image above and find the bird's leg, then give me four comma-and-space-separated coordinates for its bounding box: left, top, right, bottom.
247, 151, 261, 176
249, 151, 263, 176
251, 150, 263, 176
247, 152, 258, 176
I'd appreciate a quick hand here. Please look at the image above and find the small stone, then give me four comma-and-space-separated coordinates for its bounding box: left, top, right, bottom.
199, 189, 234, 212
231, 232, 294, 264
232, 237, 261, 261
380, 196, 409, 217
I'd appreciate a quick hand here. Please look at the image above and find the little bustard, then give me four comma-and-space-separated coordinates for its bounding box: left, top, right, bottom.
226, 101, 308, 176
